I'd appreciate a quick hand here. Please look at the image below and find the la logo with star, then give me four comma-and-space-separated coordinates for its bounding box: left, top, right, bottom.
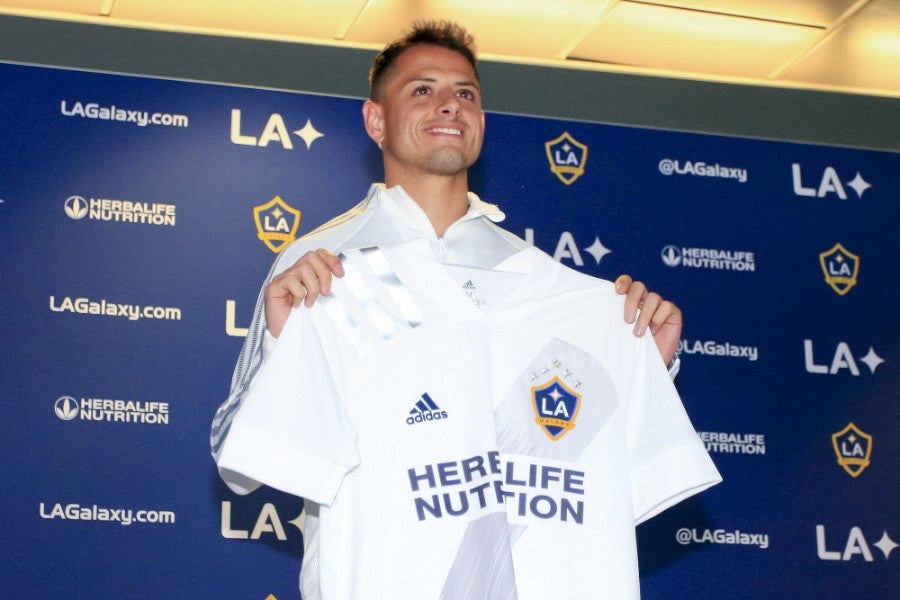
545, 132, 588, 185
819, 243, 859, 295
253, 196, 301, 253
531, 359, 583, 441
831, 422, 873, 478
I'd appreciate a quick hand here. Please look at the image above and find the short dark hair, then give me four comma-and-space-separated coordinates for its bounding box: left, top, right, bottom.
369, 20, 479, 101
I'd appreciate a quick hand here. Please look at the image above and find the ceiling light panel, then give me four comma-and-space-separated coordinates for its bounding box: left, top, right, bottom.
638, 0, 865, 27
341, 0, 617, 58
776, 0, 900, 94
571, 1, 824, 78
0, 0, 106, 15
110, 0, 367, 39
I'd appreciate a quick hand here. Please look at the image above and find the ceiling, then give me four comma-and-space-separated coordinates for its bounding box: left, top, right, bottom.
2, 0, 899, 97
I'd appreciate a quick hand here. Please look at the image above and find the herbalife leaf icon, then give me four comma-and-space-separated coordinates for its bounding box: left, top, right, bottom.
661, 245, 682, 267
55, 396, 79, 420
64, 196, 88, 220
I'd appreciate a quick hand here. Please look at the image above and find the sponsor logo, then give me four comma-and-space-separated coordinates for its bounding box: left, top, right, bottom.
676, 528, 769, 549
39, 502, 176, 525
832, 423, 873, 477
254, 196, 301, 253
60, 100, 189, 128
54, 395, 170, 425
408, 451, 585, 524
697, 432, 766, 455
524, 229, 611, 267
679, 339, 758, 361
658, 158, 747, 183
64, 195, 176, 226
406, 393, 449, 425
545, 132, 588, 185
662, 245, 755, 272
230, 109, 324, 150
49, 295, 182, 322
819, 243, 859, 295
220, 500, 305, 540
803, 340, 884, 375
792, 164, 872, 199
817, 526, 897, 561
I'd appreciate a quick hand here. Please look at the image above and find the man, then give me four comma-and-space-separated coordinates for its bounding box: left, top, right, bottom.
213, 21, 718, 599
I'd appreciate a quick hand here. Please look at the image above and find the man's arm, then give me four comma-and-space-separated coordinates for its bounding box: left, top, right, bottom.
265, 252, 683, 366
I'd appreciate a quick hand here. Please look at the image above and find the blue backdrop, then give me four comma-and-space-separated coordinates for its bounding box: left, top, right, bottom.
1, 61, 897, 598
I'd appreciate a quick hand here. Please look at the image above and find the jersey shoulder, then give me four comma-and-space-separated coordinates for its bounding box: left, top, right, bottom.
271, 192, 378, 276
533, 248, 617, 298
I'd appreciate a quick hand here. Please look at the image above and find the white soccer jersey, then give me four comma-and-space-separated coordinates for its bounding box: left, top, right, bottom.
216, 239, 721, 599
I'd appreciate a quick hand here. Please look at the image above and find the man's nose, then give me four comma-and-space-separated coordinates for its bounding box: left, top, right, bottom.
436, 89, 460, 115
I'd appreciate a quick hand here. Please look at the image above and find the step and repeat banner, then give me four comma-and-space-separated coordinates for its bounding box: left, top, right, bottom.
0, 61, 896, 598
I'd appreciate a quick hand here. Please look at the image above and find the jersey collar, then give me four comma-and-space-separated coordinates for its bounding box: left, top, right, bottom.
372, 183, 506, 229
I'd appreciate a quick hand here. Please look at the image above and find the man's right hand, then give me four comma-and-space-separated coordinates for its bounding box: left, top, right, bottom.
264, 249, 344, 338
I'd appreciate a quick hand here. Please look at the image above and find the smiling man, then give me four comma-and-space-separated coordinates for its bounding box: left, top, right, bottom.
212, 21, 718, 599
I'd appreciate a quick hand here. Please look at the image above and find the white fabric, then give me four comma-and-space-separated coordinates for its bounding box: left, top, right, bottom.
217, 240, 721, 599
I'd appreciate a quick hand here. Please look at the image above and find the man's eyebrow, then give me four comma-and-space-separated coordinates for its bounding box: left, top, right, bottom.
406, 76, 480, 90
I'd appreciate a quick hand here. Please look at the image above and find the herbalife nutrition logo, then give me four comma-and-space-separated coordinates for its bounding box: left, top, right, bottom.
661, 245, 755, 272
406, 393, 449, 426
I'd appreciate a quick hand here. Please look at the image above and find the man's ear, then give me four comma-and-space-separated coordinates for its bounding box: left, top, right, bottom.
362, 100, 384, 145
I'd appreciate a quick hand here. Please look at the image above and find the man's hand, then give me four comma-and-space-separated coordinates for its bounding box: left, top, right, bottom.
614, 274, 682, 365
264, 249, 343, 338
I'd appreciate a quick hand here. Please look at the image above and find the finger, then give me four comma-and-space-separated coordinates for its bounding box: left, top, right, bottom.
634, 292, 661, 336
316, 249, 345, 278
307, 258, 336, 298
283, 273, 310, 308
303, 249, 346, 295
268, 269, 310, 308
286, 250, 334, 297
648, 300, 679, 335
614, 274, 633, 294
265, 272, 300, 303
624, 281, 648, 324
293, 263, 324, 307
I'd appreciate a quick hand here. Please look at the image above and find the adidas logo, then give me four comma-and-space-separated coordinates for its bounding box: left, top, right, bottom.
406, 393, 449, 425
462, 280, 476, 290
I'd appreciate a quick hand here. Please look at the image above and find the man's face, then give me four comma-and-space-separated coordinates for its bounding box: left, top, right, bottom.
365, 44, 485, 180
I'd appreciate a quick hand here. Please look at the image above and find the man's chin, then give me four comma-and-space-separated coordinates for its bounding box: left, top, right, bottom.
424, 150, 474, 176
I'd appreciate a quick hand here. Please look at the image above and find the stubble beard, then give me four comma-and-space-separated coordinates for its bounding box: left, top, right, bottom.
421, 147, 475, 176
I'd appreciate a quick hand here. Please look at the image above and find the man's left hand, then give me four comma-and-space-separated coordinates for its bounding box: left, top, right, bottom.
615, 274, 682, 365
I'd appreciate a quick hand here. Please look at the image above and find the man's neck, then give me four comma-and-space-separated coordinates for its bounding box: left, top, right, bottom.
386, 173, 470, 238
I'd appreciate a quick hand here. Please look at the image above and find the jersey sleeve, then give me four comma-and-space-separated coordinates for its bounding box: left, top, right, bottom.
215, 303, 361, 505
626, 334, 721, 525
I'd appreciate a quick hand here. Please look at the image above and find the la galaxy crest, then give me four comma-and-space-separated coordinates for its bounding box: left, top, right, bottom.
532, 375, 582, 441
831, 422, 872, 478
819, 243, 859, 296
545, 132, 588, 185
254, 195, 301, 253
